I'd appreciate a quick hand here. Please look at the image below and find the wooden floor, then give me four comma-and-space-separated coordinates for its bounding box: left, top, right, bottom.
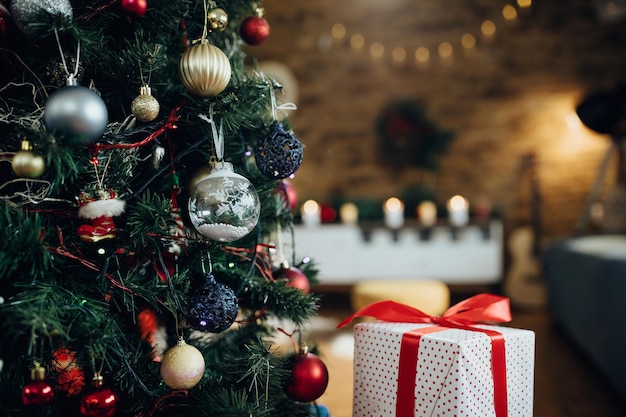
310, 287, 626, 417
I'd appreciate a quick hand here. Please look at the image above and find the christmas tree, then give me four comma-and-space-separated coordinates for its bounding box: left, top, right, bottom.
0, 1, 328, 416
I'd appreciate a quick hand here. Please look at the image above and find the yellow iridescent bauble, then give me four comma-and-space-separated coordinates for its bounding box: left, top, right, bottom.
131, 86, 160, 122
179, 39, 232, 97
159, 338, 205, 390
11, 140, 45, 178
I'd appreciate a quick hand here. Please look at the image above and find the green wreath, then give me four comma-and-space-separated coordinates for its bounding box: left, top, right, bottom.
375, 100, 454, 170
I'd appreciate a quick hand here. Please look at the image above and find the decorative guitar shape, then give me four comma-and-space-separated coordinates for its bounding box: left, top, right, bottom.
503, 152, 547, 309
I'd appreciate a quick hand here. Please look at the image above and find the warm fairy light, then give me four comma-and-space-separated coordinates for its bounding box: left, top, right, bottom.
447, 195, 469, 227
461, 33, 476, 49
350, 34, 365, 49
391, 46, 407, 63
502, 4, 518, 20
449, 195, 468, 210
301, 200, 321, 228
384, 197, 403, 213
302, 199, 320, 215
417, 201, 437, 228
370, 42, 384, 58
481, 20, 497, 36
383, 197, 405, 229
331, 23, 346, 39
517, 0, 532, 8
438, 42, 453, 58
339, 202, 359, 225
415, 47, 430, 62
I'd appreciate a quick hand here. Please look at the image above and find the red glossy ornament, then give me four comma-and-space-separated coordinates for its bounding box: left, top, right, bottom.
21, 381, 54, 407
22, 363, 54, 406
53, 348, 85, 396
0, 5, 10, 35
240, 15, 270, 45
284, 349, 329, 403
275, 266, 310, 294
79, 374, 117, 417
277, 180, 298, 214
121, 0, 147, 16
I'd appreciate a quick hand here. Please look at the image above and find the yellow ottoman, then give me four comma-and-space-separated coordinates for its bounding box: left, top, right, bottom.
351, 279, 450, 317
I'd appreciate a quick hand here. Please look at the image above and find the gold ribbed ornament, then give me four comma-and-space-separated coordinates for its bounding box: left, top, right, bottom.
179, 39, 232, 97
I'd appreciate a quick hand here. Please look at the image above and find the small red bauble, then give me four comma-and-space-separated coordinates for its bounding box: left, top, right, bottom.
79, 377, 117, 417
240, 15, 270, 45
121, 0, 147, 16
53, 348, 85, 396
277, 180, 298, 214
0, 5, 10, 35
284, 350, 329, 403
275, 266, 310, 294
21, 381, 55, 407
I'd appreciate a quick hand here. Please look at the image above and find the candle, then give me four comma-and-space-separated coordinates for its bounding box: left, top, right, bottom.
383, 197, 404, 229
447, 195, 469, 227
417, 201, 437, 228
301, 199, 321, 228
339, 202, 359, 225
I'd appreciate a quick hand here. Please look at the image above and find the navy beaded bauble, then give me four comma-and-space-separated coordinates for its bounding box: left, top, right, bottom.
255, 121, 303, 180
186, 274, 238, 333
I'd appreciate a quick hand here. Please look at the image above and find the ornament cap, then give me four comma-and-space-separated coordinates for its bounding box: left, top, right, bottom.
210, 160, 234, 173
176, 336, 187, 347
66, 75, 79, 87
92, 372, 104, 388
20, 139, 33, 151
31, 362, 46, 381
299, 344, 309, 355
139, 85, 152, 96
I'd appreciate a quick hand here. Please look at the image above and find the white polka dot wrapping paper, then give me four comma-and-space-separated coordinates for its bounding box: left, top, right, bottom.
351, 321, 535, 417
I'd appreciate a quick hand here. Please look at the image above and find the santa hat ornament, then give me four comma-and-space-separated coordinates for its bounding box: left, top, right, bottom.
77, 189, 126, 243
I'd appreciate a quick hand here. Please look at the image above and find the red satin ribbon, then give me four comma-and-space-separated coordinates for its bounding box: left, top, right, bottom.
337, 293, 512, 417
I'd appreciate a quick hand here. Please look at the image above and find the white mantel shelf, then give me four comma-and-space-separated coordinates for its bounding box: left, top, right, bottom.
284, 221, 503, 285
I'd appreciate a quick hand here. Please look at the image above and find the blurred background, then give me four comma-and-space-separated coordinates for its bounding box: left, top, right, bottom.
250, 0, 626, 243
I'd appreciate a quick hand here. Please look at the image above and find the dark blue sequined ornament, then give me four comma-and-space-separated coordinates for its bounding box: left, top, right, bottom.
186, 274, 239, 333
255, 120, 303, 179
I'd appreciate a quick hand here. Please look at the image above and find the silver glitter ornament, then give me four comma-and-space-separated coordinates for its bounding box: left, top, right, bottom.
44, 77, 108, 145
10, 0, 73, 38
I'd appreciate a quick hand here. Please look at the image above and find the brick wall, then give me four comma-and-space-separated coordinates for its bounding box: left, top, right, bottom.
251, 0, 626, 245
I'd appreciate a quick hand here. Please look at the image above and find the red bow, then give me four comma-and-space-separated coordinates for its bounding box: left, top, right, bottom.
338, 293, 512, 417
337, 292, 512, 329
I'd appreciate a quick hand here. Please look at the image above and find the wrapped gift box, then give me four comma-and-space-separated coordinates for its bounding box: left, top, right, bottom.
352, 321, 535, 417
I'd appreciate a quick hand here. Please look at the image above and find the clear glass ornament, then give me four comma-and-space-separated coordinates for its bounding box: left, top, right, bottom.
188, 162, 260, 242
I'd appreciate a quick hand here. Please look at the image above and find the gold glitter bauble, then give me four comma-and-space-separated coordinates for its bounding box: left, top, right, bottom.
131, 86, 160, 122
179, 39, 231, 97
12, 140, 45, 178
207, 8, 228, 32
160, 338, 205, 390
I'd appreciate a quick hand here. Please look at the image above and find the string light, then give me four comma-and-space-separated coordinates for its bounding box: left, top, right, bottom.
415, 47, 430, 63
502, 4, 518, 20
331, 23, 346, 39
481, 20, 497, 36
350, 34, 365, 49
370, 42, 384, 58
438, 42, 453, 58
328, 1, 531, 66
461, 33, 476, 49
